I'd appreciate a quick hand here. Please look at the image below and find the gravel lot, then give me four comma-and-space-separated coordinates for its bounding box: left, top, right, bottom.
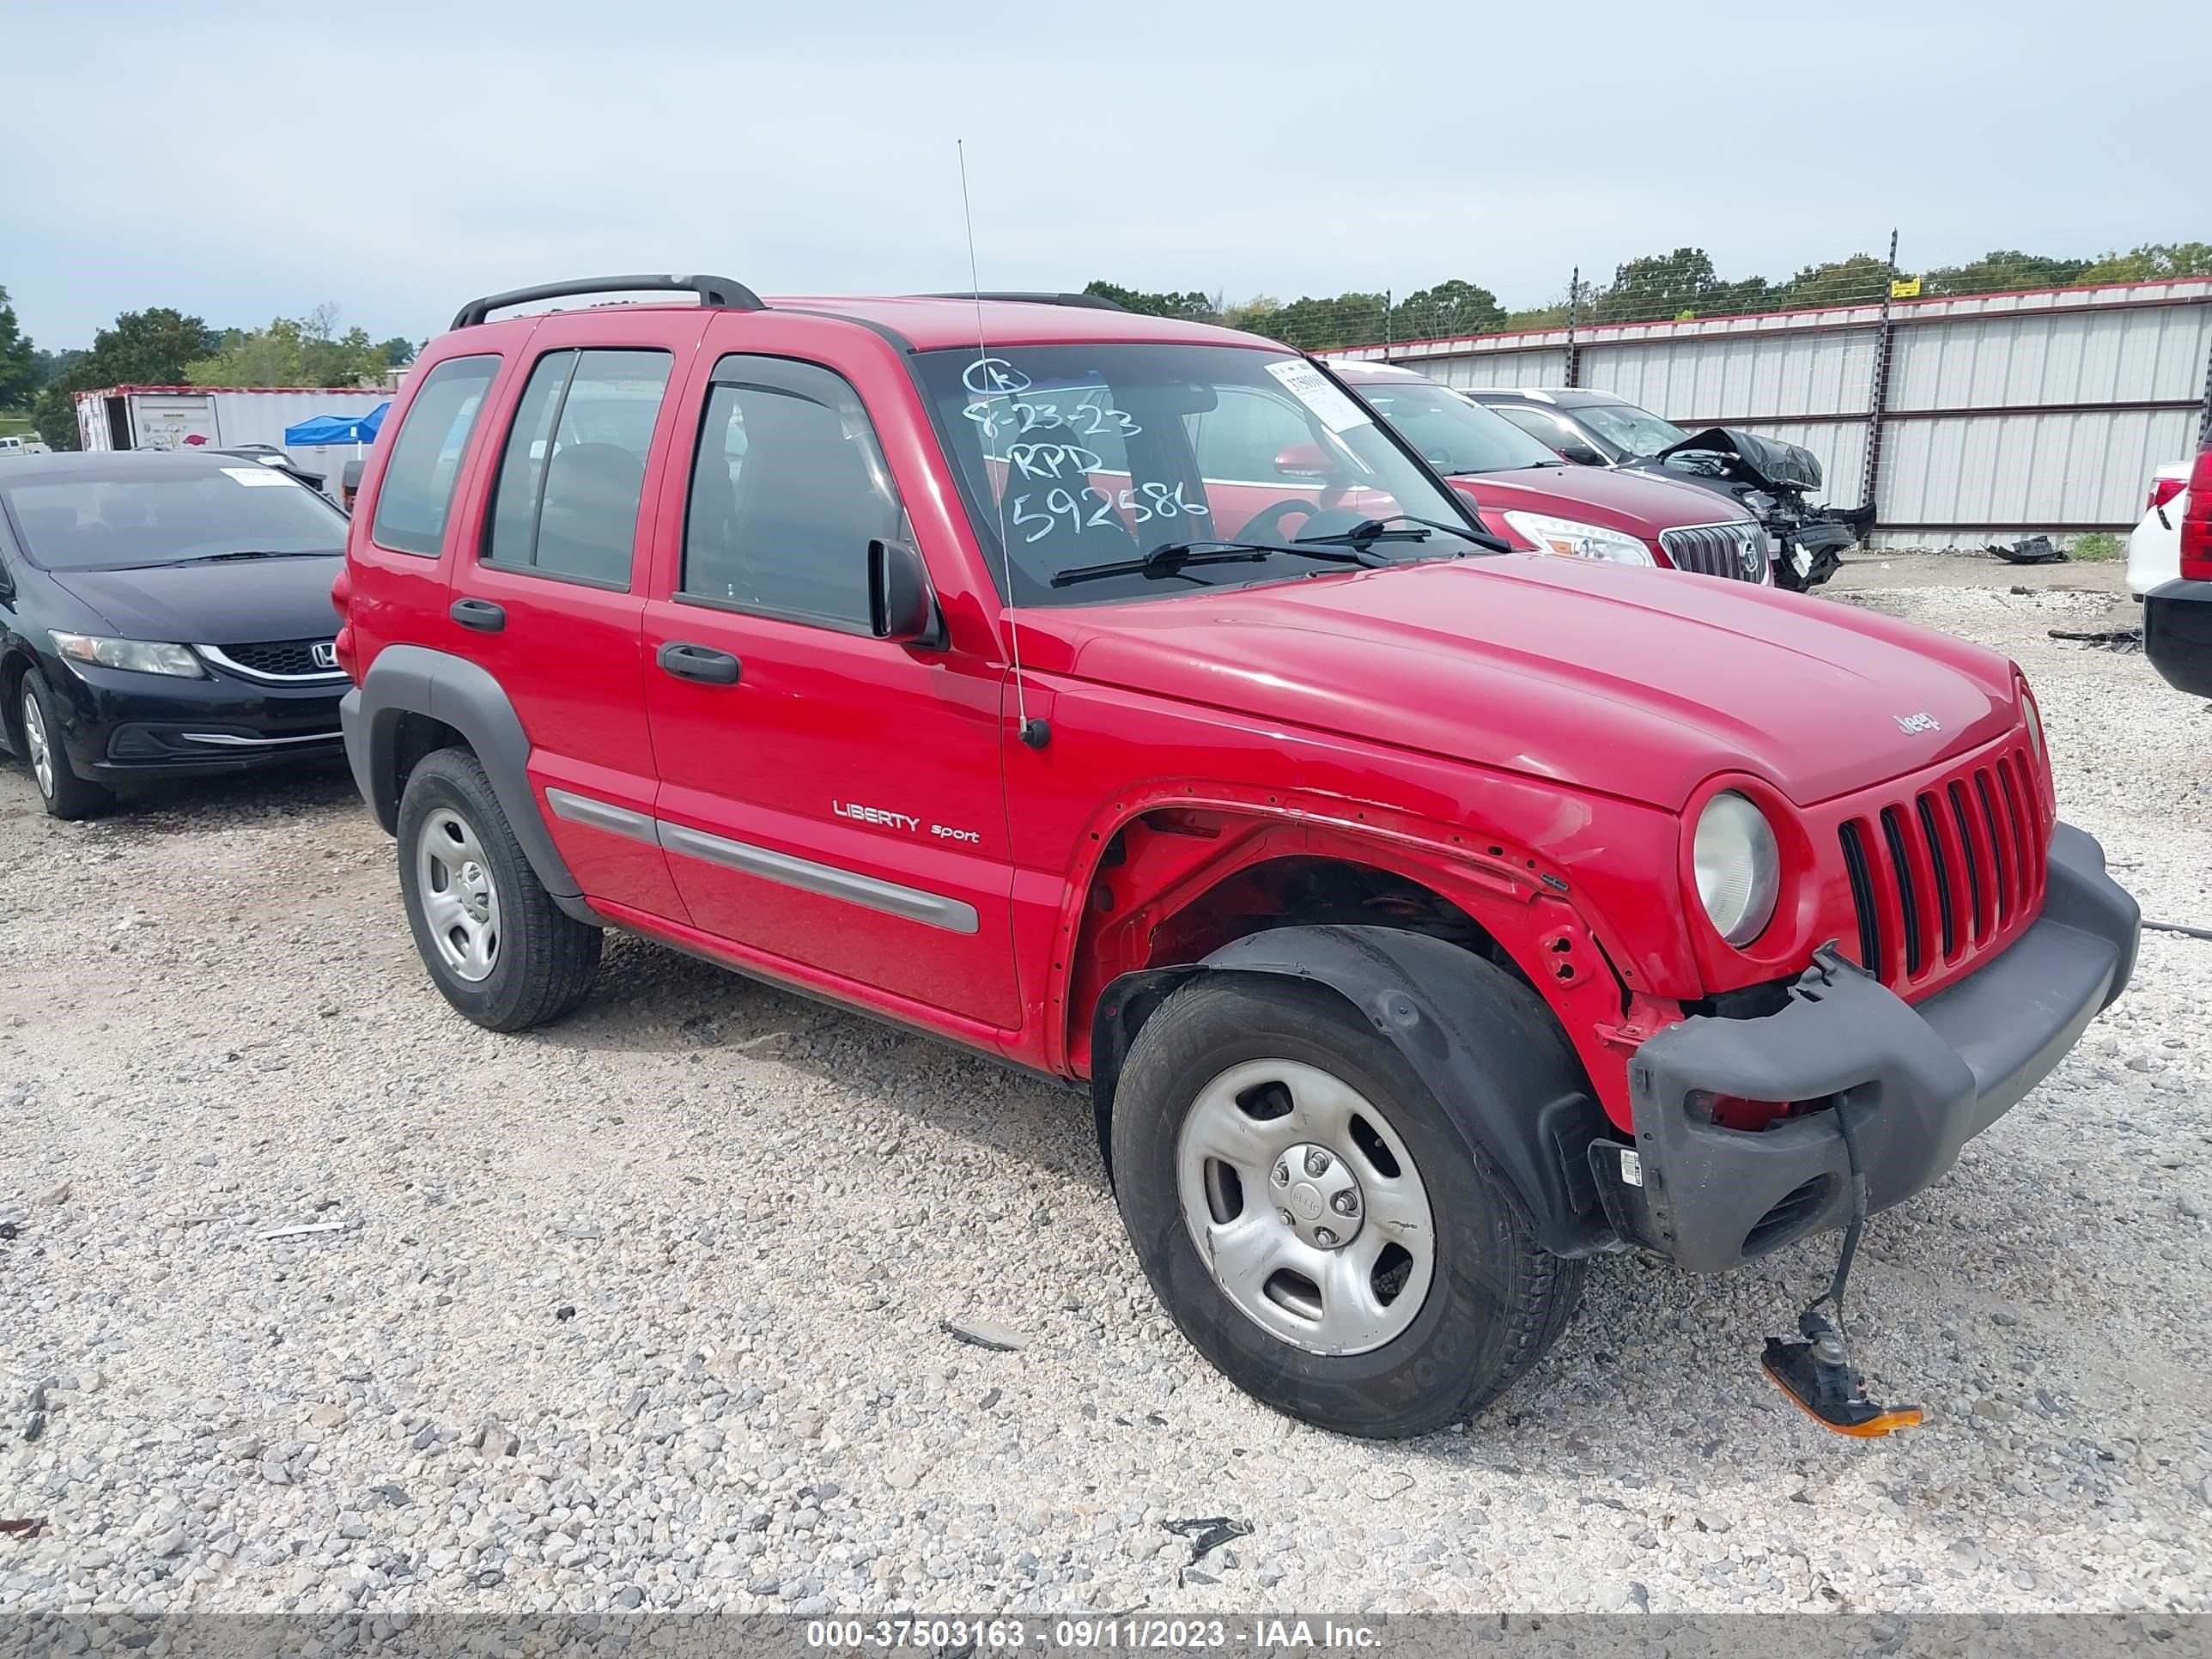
3, 552, 2208, 1618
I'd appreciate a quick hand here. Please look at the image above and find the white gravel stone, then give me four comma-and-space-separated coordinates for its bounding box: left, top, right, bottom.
0, 554, 2205, 1617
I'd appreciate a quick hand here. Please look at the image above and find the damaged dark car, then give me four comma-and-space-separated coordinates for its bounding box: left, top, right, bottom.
1466, 386, 1875, 592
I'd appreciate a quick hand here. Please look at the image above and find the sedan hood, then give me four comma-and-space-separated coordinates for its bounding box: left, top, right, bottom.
1030, 556, 2020, 811
1448, 464, 1752, 539
51, 555, 344, 646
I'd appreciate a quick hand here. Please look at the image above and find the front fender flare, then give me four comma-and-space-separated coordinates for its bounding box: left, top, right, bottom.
1091, 924, 1618, 1257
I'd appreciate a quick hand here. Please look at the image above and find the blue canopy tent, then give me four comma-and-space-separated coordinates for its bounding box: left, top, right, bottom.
283, 402, 389, 449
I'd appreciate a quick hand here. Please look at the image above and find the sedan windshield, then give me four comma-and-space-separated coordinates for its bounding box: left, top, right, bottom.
1352, 379, 1565, 476
1572, 400, 1690, 459
1, 470, 348, 570
915, 343, 1492, 605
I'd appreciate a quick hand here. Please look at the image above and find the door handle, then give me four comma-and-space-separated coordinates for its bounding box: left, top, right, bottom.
658, 641, 742, 684
450, 598, 507, 632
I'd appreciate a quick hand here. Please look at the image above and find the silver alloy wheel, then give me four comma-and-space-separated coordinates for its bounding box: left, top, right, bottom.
416, 806, 501, 983
21, 690, 53, 799
1176, 1057, 1436, 1356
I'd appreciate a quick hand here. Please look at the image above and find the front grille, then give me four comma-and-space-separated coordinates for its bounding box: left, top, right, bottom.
203, 639, 340, 679
1656, 521, 1768, 582
1835, 743, 2048, 991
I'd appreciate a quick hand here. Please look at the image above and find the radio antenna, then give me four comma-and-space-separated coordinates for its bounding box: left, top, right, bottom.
958, 139, 1049, 750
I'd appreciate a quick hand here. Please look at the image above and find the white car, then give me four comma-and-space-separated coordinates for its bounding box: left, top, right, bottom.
2128, 461, 2191, 597
0, 434, 52, 456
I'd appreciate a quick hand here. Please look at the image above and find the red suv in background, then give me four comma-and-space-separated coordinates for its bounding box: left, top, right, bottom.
337, 276, 2137, 1440
1333, 362, 1773, 586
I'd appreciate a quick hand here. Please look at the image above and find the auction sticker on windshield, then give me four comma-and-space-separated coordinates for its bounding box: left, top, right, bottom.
1265, 359, 1371, 434
220, 466, 299, 487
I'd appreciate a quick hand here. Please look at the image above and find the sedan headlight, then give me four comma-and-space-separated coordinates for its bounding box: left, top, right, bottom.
1499, 510, 1656, 567
1693, 791, 1781, 947
49, 631, 205, 678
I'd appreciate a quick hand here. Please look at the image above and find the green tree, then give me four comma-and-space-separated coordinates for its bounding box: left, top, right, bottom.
1080, 281, 1219, 321
379, 336, 419, 368
1237, 291, 1388, 350
1391, 279, 1505, 341
186, 307, 386, 388
1592, 248, 1721, 323
1918, 250, 2091, 297
28, 306, 216, 450
2075, 242, 2212, 283
1775, 253, 1892, 309
0, 287, 35, 411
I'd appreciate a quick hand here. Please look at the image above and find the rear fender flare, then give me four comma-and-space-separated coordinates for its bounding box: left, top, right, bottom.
344, 643, 583, 903
1091, 923, 1616, 1257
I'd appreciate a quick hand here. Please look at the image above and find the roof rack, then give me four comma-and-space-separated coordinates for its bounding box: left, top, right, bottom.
919, 290, 1128, 313
451, 274, 766, 331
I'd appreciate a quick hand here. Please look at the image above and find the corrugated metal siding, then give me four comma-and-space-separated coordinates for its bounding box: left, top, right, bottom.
1875, 406, 2199, 532
1414, 349, 1570, 390
1583, 329, 1881, 422
1889, 304, 2212, 410
1332, 280, 2210, 538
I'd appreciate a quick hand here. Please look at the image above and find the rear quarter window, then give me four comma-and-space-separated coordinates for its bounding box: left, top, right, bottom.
370, 355, 501, 556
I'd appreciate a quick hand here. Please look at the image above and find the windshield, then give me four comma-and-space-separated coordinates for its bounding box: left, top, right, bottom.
1572, 399, 1689, 459
0, 469, 347, 570
915, 343, 1489, 605
1352, 379, 1564, 476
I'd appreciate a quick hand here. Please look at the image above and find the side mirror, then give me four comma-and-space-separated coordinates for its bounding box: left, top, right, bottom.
868, 539, 943, 647
1272, 443, 1331, 480
1557, 439, 1607, 467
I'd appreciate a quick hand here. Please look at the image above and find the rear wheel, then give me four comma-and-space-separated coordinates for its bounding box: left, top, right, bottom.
1112, 973, 1582, 1438
19, 671, 112, 821
397, 747, 600, 1030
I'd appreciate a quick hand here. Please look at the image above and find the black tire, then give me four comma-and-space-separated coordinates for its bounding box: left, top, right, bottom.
396, 747, 600, 1030
1112, 971, 1583, 1439
17, 669, 113, 821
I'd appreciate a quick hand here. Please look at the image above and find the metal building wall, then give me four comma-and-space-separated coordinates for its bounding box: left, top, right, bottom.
1320, 278, 2212, 547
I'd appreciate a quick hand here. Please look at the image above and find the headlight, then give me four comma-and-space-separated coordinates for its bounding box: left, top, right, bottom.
1499, 510, 1656, 567
1693, 791, 1781, 947
48, 631, 204, 678
2021, 687, 2045, 765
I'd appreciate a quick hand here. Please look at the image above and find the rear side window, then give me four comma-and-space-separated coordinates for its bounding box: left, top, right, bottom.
370, 356, 499, 556
680, 356, 905, 629
482, 349, 672, 587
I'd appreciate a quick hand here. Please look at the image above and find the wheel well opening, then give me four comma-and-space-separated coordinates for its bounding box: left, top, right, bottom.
392, 712, 466, 799
1140, 854, 1529, 990
0, 652, 32, 748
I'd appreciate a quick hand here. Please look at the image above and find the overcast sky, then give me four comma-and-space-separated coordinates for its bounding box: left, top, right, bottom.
7, 0, 2206, 349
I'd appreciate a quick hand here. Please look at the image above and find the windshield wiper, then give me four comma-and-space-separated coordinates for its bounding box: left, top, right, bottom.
1298, 514, 1512, 555
169, 549, 334, 564
1050, 539, 1383, 589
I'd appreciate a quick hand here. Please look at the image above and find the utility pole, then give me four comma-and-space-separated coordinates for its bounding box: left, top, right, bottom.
1858, 228, 1900, 518
1565, 266, 1580, 387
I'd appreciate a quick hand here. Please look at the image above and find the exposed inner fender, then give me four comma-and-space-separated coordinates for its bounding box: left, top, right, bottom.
1092, 923, 1619, 1258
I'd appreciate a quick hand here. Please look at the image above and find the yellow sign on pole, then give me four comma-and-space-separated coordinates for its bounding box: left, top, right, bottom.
1890, 277, 1922, 300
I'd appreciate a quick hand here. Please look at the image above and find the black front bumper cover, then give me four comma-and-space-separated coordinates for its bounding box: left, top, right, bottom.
1605, 822, 2138, 1273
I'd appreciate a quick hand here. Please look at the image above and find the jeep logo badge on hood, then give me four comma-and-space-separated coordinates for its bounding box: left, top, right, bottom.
1894, 712, 1942, 734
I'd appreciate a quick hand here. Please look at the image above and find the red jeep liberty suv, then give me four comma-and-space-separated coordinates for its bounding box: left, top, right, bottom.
337, 276, 2138, 1439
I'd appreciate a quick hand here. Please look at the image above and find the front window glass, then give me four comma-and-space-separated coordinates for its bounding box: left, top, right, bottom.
1573, 400, 1689, 458
914, 344, 1488, 606
1, 469, 347, 570
1349, 380, 1563, 476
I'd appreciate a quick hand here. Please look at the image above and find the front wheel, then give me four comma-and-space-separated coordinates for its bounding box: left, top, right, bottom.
18, 670, 112, 821
1111, 973, 1582, 1438
396, 747, 600, 1030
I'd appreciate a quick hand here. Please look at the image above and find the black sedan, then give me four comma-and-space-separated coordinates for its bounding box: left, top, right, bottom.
0, 451, 350, 818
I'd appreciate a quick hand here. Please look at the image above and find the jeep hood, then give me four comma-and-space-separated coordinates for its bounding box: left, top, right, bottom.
1445, 464, 1748, 540
1029, 555, 2021, 811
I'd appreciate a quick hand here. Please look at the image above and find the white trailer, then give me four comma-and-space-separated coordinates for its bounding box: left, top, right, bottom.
73, 386, 393, 491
